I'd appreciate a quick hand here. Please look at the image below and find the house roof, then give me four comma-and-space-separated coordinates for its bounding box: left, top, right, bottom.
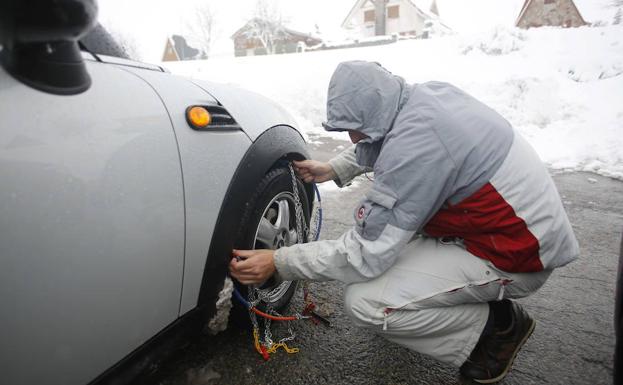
516, 0, 530, 25
408, 0, 446, 24
340, 0, 368, 28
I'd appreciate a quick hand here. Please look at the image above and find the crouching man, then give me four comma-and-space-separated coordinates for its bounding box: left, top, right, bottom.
230, 61, 579, 383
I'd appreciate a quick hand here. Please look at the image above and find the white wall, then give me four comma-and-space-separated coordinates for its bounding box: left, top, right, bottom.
389, 0, 427, 35
346, 0, 427, 37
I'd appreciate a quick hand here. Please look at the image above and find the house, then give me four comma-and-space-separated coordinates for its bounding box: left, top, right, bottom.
161, 35, 201, 62
516, 0, 587, 29
231, 18, 322, 57
162, 38, 179, 62
341, 0, 449, 38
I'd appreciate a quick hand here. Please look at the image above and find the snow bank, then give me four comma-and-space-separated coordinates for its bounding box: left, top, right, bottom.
460, 26, 527, 55
165, 24, 623, 179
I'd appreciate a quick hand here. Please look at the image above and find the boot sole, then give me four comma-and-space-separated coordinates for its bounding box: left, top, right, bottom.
472, 318, 536, 384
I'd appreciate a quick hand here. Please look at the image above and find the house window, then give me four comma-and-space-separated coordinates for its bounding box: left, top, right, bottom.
364, 9, 375, 23
245, 39, 257, 49
544, 0, 555, 4
388, 5, 400, 19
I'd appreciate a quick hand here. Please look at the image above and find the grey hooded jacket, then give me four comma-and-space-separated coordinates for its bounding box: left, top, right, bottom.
274, 61, 578, 283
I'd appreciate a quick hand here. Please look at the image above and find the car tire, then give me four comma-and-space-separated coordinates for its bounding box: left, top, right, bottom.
231, 166, 311, 325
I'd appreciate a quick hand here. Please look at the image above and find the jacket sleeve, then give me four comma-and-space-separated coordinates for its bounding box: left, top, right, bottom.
328, 146, 370, 187
273, 223, 415, 283
273, 179, 415, 283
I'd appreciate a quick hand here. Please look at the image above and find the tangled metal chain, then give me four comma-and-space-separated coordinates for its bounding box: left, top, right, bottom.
289, 162, 309, 244
248, 163, 311, 352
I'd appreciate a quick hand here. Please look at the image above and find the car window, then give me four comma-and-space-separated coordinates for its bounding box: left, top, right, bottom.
80, 23, 130, 60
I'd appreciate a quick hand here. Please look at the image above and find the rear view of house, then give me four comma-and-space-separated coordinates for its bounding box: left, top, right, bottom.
162, 35, 202, 62
516, 0, 587, 29
341, 0, 448, 38
231, 18, 321, 57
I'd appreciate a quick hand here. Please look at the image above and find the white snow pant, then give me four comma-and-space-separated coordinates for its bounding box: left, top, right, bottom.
342, 236, 551, 367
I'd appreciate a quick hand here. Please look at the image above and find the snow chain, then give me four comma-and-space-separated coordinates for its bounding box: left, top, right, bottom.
246, 162, 323, 361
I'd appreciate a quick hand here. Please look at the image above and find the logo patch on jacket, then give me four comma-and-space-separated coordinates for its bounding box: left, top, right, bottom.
357, 206, 365, 220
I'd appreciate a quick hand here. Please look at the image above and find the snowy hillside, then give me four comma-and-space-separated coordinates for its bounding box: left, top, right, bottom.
164, 24, 623, 179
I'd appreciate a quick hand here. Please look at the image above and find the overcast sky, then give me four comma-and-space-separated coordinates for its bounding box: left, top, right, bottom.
97, 0, 615, 63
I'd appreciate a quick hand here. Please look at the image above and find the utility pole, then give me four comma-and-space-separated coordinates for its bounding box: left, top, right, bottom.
372, 0, 388, 36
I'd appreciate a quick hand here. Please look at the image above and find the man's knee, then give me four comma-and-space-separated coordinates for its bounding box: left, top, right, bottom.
343, 284, 384, 328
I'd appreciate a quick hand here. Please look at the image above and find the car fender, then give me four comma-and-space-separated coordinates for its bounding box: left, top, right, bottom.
190, 79, 299, 141
198, 125, 312, 321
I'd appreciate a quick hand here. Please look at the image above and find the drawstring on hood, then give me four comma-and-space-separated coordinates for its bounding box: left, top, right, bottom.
322, 61, 409, 167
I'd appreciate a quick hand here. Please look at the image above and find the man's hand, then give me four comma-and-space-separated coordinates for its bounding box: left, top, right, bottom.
229, 249, 276, 285
293, 159, 337, 183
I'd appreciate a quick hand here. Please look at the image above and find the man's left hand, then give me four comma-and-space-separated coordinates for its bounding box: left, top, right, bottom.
229, 249, 276, 285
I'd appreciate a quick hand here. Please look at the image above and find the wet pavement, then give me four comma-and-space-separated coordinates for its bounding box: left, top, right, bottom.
145, 135, 622, 385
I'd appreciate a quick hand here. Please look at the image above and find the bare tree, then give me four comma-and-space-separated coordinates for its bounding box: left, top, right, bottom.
243, 0, 287, 54
108, 27, 141, 61
186, 2, 216, 59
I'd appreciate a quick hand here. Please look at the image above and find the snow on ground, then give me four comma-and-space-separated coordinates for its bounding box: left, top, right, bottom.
164, 24, 623, 179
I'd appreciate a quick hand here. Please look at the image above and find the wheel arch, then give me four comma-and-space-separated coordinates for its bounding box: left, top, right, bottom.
197, 124, 312, 319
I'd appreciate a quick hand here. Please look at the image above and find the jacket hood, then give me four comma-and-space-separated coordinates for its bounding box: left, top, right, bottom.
323, 61, 407, 143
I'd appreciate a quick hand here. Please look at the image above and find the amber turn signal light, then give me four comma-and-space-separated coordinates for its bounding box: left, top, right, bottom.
186, 106, 211, 129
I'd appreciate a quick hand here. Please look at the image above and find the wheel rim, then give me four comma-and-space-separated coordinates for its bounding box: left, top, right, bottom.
252, 191, 299, 303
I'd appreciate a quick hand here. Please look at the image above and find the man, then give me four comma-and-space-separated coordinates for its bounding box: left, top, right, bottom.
230, 61, 579, 383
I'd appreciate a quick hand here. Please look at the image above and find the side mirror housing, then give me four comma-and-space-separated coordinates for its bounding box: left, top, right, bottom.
0, 0, 98, 95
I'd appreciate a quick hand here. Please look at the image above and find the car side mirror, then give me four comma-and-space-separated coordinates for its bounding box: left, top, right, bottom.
0, 0, 98, 95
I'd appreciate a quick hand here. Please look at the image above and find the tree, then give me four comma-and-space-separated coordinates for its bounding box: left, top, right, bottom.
107, 26, 141, 61
242, 0, 287, 54
185, 2, 216, 59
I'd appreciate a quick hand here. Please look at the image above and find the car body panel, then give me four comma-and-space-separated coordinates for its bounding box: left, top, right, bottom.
0, 62, 185, 385
121, 66, 252, 314
190, 79, 299, 142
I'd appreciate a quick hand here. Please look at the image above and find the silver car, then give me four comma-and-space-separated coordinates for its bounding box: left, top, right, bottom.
0, 1, 312, 384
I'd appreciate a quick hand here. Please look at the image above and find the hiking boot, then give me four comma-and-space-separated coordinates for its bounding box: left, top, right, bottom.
459, 301, 536, 384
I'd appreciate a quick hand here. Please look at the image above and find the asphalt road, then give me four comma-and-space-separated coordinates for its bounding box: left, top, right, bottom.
146, 135, 622, 385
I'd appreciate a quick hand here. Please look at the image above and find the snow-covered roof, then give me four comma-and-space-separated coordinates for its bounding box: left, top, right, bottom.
409, 0, 440, 20
408, 0, 452, 30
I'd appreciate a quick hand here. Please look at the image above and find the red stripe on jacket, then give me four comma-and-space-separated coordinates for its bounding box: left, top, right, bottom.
424, 182, 543, 273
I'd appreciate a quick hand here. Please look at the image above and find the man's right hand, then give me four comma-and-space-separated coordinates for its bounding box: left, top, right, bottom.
293, 159, 337, 183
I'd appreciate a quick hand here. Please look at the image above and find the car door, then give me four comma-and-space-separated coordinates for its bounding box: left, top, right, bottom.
0, 60, 185, 385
